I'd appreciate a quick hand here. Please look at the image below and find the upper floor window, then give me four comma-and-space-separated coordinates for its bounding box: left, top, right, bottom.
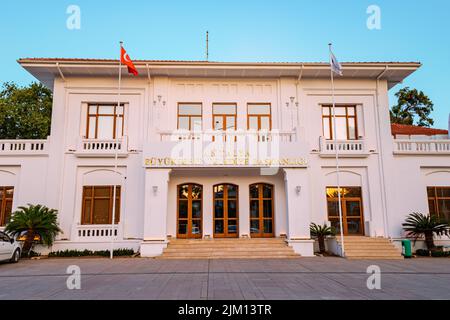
81, 186, 121, 225
87, 104, 124, 139
427, 187, 450, 221
0, 186, 14, 226
247, 104, 271, 130
213, 104, 237, 131
322, 105, 357, 140
178, 103, 202, 131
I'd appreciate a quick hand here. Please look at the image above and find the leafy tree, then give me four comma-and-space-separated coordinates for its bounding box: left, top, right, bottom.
5, 204, 61, 256
390, 87, 434, 127
0, 82, 52, 139
402, 212, 449, 250
310, 223, 336, 254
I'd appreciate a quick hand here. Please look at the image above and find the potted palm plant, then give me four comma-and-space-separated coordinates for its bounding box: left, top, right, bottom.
402, 212, 450, 252
5, 204, 61, 257
310, 223, 336, 254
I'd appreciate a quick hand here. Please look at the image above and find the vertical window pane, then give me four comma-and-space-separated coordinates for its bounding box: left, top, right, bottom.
83, 200, 91, 224
192, 200, 202, 218
88, 117, 97, 138
191, 117, 202, 131
250, 220, 260, 234
335, 117, 347, 140
215, 220, 224, 234
263, 220, 273, 234
228, 200, 237, 218
348, 118, 356, 139
225, 116, 235, 130
179, 201, 188, 218
213, 116, 224, 130
437, 200, 450, 221
178, 117, 190, 130
115, 117, 123, 138
191, 220, 202, 235
263, 200, 272, 218
323, 117, 331, 139
250, 200, 259, 218
214, 200, 224, 218
322, 107, 330, 115
97, 116, 114, 139
260, 117, 270, 130
248, 117, 258, 130
92, 199, 110, 224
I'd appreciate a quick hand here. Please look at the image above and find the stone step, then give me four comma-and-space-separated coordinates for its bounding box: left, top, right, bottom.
335, 237, 403, 260
167, 244, 289, 249
159, 238, 298, 259
163, 247, 294, 253
161, 252, 300, 258
346, 256, 404, 260
157, 255, 300, 260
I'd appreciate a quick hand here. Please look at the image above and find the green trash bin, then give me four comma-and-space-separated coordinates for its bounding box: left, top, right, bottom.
402, 239, 412, 258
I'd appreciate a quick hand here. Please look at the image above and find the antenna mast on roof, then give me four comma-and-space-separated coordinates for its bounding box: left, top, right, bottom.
206, 31, 209, 61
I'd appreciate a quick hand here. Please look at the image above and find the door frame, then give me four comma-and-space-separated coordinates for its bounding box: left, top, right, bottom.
213, 183, 239, 238
249, 183, 275, 238
177, 183, 203, 239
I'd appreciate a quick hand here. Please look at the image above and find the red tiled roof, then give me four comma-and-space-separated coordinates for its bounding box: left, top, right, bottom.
391, 123, 448, 136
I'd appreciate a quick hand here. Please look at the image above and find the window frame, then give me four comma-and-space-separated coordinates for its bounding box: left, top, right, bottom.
81, 185, 121, 225
427, 186, 450, 221
86, 103, 125, 139
212, 103, 237, 131
247, 103, 272, 131
0, 186, 14, 226
321, 105, 358, 140
177, 103, 203, 131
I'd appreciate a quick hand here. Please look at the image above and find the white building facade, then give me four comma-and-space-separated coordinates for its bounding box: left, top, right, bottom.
0, 58, 449, 256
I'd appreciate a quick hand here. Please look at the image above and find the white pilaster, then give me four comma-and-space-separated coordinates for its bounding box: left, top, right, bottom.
140, 168, 171, 257
283, 168, 315, 256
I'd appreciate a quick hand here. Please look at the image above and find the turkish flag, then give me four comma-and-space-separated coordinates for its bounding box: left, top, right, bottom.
120, 46, 138, 76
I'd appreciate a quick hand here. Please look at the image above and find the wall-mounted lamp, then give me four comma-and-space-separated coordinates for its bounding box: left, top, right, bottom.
295, 186, 301, 195
157, 95, 162, 102
152, 186, 158, 194
290, 96, 295, 103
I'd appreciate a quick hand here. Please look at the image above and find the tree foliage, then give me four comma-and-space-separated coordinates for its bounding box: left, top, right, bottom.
390, 87, 434, 127
5, 204, 61, 256
0, 82, 52, 139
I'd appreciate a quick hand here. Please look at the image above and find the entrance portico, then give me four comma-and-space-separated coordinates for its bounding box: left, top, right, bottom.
140, 167, 315, 257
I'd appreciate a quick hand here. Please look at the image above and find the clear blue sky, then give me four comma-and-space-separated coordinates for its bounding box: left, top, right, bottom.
1, 0, 449, 129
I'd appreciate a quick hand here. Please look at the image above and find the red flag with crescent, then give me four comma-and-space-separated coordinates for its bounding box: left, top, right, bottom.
120, 46, 138, 76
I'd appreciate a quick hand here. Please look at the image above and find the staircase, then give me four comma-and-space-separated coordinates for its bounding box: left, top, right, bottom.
157, 238, 300, 259
337, 236, 403, 260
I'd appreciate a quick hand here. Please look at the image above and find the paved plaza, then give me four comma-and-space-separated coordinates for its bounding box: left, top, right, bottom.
0, 257, 449, 300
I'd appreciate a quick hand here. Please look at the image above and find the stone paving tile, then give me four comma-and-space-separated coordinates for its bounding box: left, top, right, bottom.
1, 257, 449, 300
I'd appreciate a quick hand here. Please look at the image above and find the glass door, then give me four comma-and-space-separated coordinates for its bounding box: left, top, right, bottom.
249, 183, 274, 238
177, 184, 203, 239
213, 184, 239, 238
326, 187, 364, 235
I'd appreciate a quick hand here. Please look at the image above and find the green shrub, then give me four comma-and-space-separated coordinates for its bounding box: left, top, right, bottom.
431, 250, 446, 257
415, 249, 430, 256
48, 248, 135, 258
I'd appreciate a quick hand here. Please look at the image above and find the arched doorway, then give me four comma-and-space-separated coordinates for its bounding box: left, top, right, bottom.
249, 183, 274, 238
213, 184, 239, 238
177, 183, 203, 239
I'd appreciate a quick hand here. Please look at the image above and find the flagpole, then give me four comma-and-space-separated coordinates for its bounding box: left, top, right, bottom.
329, 43, 345, 257
110, 41, 123, 260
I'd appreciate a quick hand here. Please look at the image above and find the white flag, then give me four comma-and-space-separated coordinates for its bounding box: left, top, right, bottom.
330, 51, 343, 76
